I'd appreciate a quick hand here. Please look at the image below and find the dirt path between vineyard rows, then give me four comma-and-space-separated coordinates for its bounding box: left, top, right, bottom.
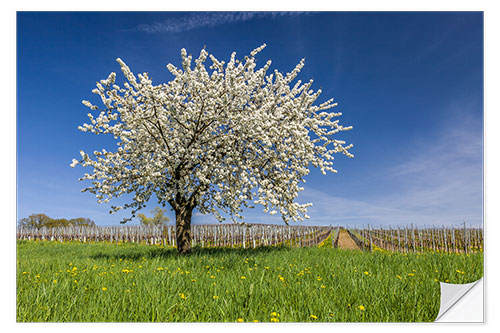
337, 230, 361, 250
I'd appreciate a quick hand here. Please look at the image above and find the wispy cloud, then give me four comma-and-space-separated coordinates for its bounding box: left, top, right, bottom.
136, 12, 305, 33
297, 99, 483, 228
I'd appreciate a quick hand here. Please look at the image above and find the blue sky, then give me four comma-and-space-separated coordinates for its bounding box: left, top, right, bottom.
16, 11, 483, 228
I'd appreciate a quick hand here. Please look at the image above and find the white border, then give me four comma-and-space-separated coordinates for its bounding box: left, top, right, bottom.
5, 1, 498, 332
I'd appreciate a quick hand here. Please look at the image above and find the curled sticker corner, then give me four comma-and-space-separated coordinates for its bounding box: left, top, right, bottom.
435, 278, 483, 322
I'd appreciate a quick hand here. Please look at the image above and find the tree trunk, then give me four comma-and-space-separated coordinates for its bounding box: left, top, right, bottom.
175, 205, 193, 255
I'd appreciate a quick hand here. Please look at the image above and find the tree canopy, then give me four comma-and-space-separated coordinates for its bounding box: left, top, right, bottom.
72, 44, 353, 253
18, 214, 96, 229
137, 207, 169, 227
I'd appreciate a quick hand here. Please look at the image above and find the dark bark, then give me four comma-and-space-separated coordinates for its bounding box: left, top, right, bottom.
175, 204, 193, 255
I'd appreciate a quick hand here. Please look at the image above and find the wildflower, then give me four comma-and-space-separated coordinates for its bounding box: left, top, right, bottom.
321, 285, 326, 289
179, 293, 186, 299
396, 275, 402, 280
191, 279, 196, 282
329, 313, 334, 317
310, 314, 318, 319
240, 276, 246, 279
270, 318, 280, 322
74, 280, 78, 284
102, 287, 107, 291
264, 266, 269, 270
213, 295, 219, 300
53, 280, 57, 284
210, 275, 216, 279
253, 320, 259, 322
270, 312, 280, 317
358, 305, 365, 311
317, 276, 322, 281
408, 273, 415, 276
237, 318, 244, 322
364, 271, 369, 275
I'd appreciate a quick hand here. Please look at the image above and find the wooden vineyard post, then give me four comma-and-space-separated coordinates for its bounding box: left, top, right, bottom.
252, 226, 256, 249
443, 227, 448, 253
242, 227, 246, 249
231, 226, 234, 248
431, 228, 435, 252
368, 225, 373, 253
411, 224, 416, 253
397, 227, 401, 253
463, 222, 468, 254
451, 227, 456, 253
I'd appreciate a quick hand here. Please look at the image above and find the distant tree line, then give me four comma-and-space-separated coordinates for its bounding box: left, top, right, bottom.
137, 207, 169, 227
17, 213, 96, 229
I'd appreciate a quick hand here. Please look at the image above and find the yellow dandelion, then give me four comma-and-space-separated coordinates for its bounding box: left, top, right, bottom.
364, 271, 369, 275
191, 279, 196, 282
270, 318, 280, 322
102, 287, 107, 291
213, 295, 219, 300
240, 276, 246, 279
329, 313, 334, 317
408, 273, 415, 276
53, 279, 57, 284
310, 314, 318, 319
179, 293, 186, 299
237, 318, 244, 322
270, 312, 280, 317
396, 275, 402, 280
358, 305, 365, 311
321, 285, 326, 289
210, 275, 216, 279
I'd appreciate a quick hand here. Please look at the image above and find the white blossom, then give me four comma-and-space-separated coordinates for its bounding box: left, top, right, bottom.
72, 44, 353, 224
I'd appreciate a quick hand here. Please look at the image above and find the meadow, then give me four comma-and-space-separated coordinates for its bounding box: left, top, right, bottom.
16, 239, 483, 322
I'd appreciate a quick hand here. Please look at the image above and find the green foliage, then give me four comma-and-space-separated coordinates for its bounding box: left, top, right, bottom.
137, 207, 169, 227
17, 214, 96, 229
17, 241, 483, 322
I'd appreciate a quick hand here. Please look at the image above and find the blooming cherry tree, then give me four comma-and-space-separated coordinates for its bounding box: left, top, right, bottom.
72, 44, 353, 254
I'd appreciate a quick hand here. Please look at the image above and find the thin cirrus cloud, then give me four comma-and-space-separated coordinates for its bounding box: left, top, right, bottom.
136, 12, 305, 33
300, 102, 483, 228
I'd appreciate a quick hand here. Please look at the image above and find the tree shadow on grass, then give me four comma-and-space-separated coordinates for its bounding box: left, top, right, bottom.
89, 244, 291, 261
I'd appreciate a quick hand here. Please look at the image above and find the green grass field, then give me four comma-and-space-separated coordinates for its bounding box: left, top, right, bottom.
16, 240, 483, 322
